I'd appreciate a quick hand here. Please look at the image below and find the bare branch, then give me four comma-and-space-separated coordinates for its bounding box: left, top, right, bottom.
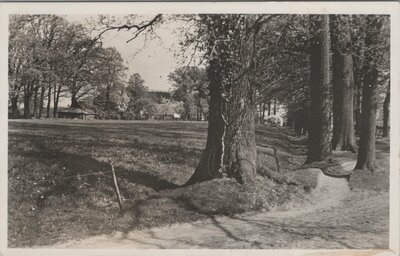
94, 14, 162, 43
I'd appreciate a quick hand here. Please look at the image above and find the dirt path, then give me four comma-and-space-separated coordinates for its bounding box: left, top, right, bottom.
53, 169, 389, 249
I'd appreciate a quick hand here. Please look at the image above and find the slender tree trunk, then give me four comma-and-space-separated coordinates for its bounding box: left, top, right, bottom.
355, 15, 384, 172
273, 99, 277, 115
105, 83, 111, 109
46, 84, 52, 118
262, 103, 266, 120
53, 84, 61, 118
382, 85, 390, 137
38, 84, 45, 118
354, 80, 363, 136
306, 15, 332, 163
267, 101, 271, 116
330, 15, 357, 152
33, 88, 39, 118
10, 94, 19, 119
197, 106, 201, 121
186, 15, 258, 187
23, 91, 32, 119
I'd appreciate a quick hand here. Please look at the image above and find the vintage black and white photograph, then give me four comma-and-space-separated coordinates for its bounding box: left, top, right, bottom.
2, 2, 399, 254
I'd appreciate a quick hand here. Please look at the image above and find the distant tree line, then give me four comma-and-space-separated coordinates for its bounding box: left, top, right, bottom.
8, 14, 209, 121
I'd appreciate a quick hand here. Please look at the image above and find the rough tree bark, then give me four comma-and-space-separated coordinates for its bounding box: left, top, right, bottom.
330, 15, 357, 152
382, 85, 390, 137
355, 15, 384, 172
186, 60, 225, 184
306, 15, 332, 163
186, 15, 259, 187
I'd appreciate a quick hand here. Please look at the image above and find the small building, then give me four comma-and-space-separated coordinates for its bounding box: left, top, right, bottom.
173, 113, 181, 121
57, 107, 95, 120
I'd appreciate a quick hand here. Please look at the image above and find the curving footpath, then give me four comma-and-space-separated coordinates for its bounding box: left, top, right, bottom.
52, 162, 389, 249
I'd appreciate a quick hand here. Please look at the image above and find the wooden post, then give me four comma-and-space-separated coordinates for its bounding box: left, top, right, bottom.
110, 163, 123, 211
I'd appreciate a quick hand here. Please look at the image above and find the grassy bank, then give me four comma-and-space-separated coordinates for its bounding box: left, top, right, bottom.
8, 120, 389, 247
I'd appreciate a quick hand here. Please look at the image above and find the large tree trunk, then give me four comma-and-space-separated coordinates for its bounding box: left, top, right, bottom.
330, 15, 357, 152
382, 85, 390, 137
186, 15, 258, 187
70, 91, 80, 108
306, 15, 332, 163
186, 61, 225, 184
355, 15, 384, 172
331, 16, 342, 148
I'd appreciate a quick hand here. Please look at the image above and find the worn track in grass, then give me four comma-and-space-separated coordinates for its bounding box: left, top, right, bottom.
54, 168, 389, 249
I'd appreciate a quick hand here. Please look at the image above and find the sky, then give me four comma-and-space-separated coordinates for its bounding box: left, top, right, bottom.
66, 15, 194, 92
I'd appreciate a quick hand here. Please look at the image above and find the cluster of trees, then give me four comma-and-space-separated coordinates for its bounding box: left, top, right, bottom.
175, 14, 389, 185
9, 14, 207, 120
169, 66, 209, 121
9, 15, 130, 119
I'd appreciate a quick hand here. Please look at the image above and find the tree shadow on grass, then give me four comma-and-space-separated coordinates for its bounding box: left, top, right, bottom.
166, 195, 263, 248
15, 149, 179, 196
225, 215, 380, 249
10, 132, 202, 167
161, 194, 369, 249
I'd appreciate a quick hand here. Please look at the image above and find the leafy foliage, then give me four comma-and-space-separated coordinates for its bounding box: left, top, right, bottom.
169, 66, 208, 120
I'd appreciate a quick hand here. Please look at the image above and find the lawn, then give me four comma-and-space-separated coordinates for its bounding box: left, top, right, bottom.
9, 120, 208, 246
7, 120, 389, 247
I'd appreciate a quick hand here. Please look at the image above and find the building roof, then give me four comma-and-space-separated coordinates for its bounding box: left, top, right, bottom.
148, 91, 171, 103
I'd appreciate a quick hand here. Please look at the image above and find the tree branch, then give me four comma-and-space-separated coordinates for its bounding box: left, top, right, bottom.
94, 14, 163, 43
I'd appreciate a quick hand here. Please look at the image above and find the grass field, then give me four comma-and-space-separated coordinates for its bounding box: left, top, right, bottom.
8, 120, 390, 247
